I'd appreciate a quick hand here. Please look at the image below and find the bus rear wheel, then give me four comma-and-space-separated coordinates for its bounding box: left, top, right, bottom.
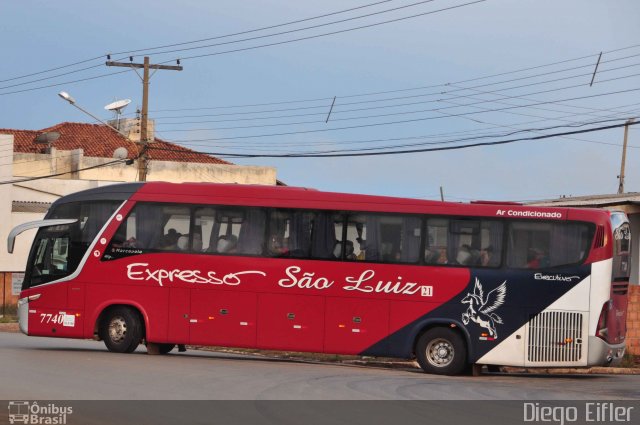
99, 307, 143, 353
416, 327, 467, 375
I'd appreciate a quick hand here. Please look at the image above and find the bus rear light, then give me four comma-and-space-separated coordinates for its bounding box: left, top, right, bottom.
593, 225, 605, 248
596, 302, 609, 340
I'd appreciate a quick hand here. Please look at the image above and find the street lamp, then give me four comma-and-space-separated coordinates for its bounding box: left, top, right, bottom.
57, 91, 137, 166
57, 91, 124, 134
57, 91, 76, 104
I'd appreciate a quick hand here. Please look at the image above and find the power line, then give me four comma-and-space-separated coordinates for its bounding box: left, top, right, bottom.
157, 0, 488, 64
167, 86, 640, 142
0, 0, 480, 95
172, 102, 640, 149
0, 55, 104, 84
145, 44, 640, 114
0, 68, 131, 97
153, 63, 640, 130
111, 0, 397, 56
132, 0, 442, 58
240, 117, 638, 155
0, 0, 395, 88
149, 54, 640, 122
150, 119, 640, 158
155, 70, 640, 132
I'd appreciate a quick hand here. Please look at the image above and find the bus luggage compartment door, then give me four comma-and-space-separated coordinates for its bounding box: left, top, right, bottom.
257, 293, 325, 352
189, 289, 257, 347
324, 298, 389, 355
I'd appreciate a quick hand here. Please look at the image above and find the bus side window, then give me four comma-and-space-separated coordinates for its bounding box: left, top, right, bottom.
268, 210, 314, 258
104, 203, 190, 258
347, 214, 421, 263
506, 221, 591, 269
195, 207, 217, 252
310, 212, 344, 260
425, 218, 449, 265
203, 208, 266, 256
425, 218, 502, 267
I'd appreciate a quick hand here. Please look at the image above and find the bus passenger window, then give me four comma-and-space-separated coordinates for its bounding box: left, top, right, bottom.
104, 203, 190, 259
310, 212, 344, 260
425, 218, 502, 267
347, 214, 421, 263
506, 221, 592, 269
268, 210, 314, 258
425, 218, 449, 265
197, 207, 266, 256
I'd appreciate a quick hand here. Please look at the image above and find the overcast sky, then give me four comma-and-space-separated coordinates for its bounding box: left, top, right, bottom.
2, 0, 640, 201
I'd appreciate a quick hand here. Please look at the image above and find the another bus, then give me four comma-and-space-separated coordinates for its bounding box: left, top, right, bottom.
8, 182, 629, 375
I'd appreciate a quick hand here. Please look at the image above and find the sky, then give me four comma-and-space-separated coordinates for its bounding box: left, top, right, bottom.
2, 0, 640, 202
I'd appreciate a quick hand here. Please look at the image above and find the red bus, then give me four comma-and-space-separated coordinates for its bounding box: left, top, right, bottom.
8, 182, 629, 375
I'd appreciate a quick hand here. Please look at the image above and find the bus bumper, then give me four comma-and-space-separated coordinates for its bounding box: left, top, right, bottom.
587, 336, 625, 367
17, 297, 29, 335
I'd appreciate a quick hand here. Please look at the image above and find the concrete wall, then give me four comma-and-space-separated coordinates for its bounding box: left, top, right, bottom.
14, 150, 277, 185
0, 135, 16, 273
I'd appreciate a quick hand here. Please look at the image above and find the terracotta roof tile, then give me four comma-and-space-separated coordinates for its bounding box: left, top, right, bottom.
0, 122, 231, 165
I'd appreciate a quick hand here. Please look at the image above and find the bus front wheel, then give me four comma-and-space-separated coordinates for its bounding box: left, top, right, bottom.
99, 307, 143, 353
416, 327, 467, 375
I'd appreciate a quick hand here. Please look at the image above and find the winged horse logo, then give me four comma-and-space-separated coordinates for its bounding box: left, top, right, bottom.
461, 278, 507, 338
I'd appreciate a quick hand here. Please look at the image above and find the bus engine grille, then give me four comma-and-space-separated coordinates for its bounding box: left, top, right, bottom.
527, 312, 584, 363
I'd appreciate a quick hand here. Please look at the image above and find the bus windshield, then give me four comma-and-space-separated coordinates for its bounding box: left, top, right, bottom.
24, 201, 121, 289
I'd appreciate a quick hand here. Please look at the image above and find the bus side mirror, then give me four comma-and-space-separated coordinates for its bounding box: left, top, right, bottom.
7, 219, 78, 253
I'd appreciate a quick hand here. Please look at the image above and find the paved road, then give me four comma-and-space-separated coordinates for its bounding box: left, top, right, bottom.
1, 332, 639, 400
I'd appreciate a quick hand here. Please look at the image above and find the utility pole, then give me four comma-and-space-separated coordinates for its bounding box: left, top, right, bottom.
617, 118, 635, 194
106, 56, 183, 181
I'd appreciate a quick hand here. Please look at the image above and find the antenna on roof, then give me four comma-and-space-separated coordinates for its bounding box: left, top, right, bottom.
104, 99, 131, 131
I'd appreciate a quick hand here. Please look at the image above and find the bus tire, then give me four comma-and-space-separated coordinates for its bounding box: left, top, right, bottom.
99, 306, 143, 353
158, 344, 175, 354
416, 327, 467, 375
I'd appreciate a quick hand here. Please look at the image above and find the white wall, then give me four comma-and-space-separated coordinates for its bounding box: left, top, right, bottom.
0, 135, 14, 271
14, 150, 277, 185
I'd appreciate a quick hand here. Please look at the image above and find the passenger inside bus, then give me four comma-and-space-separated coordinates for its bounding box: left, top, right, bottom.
456, 244, 473, 265
177, 235, 189, 251
480, 245, 495, 266
217, 235, 238, 254
356, 238, 366, 260
345, 240, 357, 260
158, 228, 181, 250
527, 248, 549, 268
269, 235, 290, 257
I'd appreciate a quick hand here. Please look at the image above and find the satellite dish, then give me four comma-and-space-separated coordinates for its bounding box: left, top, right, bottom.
34, 132, 60, 144
113, 147, 129, 159
105, 99, 132, 131
104, 99, 131, 112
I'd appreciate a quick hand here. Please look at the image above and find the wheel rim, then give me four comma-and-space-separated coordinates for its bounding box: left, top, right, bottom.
108, 316, 127, 343
425, 338, 455, 368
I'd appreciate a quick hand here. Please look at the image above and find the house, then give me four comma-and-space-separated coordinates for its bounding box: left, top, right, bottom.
0, 122, 277, 311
